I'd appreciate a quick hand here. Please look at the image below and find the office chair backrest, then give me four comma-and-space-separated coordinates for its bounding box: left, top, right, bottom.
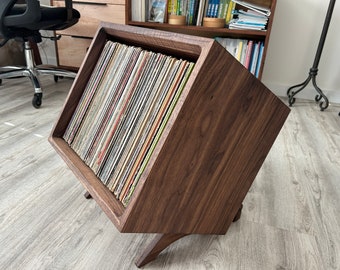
0, 0, 41, 45
0, 0, 80, 108
0, 0, 79, 47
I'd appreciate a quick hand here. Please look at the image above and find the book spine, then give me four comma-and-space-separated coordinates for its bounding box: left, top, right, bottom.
217, 0, 227, 19
244, 40, 253, 69
188, 0, 195, 24
235, 39, 243, 62
192, 0, 200, 23
176, 0, 181, 14
255, 42, 264, 78
250, 41, 259, 75
206, 0, 213, 17
225, 1, 235, 23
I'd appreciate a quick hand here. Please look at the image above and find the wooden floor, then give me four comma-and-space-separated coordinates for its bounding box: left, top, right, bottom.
0, 76, 340, 270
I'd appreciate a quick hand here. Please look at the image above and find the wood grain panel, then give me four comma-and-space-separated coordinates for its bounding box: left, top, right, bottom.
56, 36, 92, 67
123, 41, 290, 233
54, 2, 125, 37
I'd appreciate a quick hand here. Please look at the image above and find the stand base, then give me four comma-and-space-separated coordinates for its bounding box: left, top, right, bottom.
81, 190, 245, 267
135, 204, 243, 268
84, 191, 92, 199
232, 203, 243, 222
135, 233, 187, 268
287, 69, 329, 111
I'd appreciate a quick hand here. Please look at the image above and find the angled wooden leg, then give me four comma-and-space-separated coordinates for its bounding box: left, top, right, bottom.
84, 191, 92, 199
135, 233, 187, 268
233, 204, 243, 222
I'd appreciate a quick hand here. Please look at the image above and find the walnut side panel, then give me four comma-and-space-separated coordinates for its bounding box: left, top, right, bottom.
123, 41, 290, 234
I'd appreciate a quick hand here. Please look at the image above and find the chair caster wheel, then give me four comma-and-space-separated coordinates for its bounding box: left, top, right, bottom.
32, 93, 42, 108
0, 79, 2, 85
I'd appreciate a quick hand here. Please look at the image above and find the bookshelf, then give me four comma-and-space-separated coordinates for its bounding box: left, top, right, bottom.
49, 23, 290, 267
126, 0, 277, 80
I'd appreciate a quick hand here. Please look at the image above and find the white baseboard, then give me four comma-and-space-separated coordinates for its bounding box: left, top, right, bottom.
263, 82, 340, 105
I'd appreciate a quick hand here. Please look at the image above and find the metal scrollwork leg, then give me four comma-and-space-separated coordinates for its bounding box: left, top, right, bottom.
287, 76, 311, 107
287, 0, 336, 111
312, 73, 329, 111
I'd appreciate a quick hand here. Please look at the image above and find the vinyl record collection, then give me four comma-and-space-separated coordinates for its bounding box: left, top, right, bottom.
63, 40, 195, 206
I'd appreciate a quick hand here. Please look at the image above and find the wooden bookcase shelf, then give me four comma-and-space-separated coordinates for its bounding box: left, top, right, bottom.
49, 22, 289, 267
126, 0, 277, 80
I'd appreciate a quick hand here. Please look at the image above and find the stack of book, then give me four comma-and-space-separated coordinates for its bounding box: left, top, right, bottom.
63, 40, 194, 206
216, 37, 264, 78
228, 0, 270, 30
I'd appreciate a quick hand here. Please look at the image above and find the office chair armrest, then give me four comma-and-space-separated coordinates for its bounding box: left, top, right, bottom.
3, 0, 41, 27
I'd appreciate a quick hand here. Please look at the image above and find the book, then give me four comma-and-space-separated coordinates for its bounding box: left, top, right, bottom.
255, 41, 264, 78
196, 0, 206, 25
225, 0, 235, 23
228, 11, 268, 30
131, 0, 145, 21
249, 41, 259, 75
148, 0, 167, 22
228, 0, 269, 30
168, 0, 178, 15
218, 0, 230, 19
243, 39, 253, 69
231, 0, 271, 16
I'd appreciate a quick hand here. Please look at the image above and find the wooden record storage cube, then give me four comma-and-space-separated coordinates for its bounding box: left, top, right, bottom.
49, 22, 290, 267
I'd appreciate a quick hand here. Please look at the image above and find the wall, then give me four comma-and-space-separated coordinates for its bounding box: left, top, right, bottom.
262, 0, 340, 104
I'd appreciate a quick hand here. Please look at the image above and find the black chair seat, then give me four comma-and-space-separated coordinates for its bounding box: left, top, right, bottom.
6, 5, 80, 31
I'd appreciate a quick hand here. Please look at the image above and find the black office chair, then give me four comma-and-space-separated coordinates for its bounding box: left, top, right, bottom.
0, 0, 80, 108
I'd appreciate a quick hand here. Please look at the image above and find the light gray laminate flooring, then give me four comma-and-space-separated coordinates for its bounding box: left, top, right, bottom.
0, 76, 339, 270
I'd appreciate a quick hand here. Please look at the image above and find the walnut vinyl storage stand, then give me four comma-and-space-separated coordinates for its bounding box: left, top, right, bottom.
49, 23, 290, 267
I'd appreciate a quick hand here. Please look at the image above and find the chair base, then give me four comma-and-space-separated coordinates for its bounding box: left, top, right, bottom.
0, 41, 76, 108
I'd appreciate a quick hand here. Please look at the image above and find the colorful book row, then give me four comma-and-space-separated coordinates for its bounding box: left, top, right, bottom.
216, 37, 264, 78
132, 0, 270, 29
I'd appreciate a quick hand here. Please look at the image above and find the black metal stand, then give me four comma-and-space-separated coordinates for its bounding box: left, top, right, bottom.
287, 0, 336, 111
